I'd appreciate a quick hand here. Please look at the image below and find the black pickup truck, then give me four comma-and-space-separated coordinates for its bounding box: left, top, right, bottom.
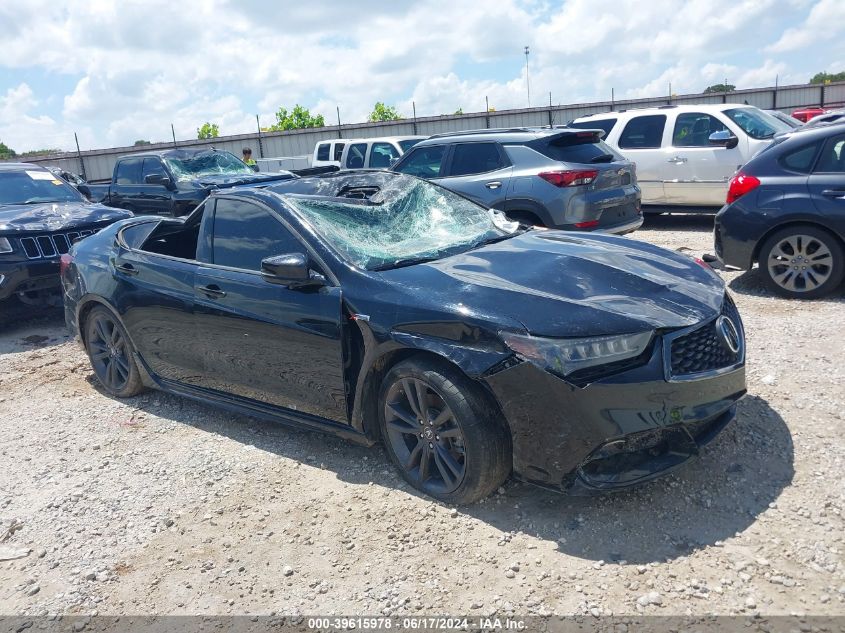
81, 148, 307, 216
0, 163, 132, 307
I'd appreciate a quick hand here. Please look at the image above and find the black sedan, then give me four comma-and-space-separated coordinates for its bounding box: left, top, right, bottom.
63, 171, 746, 503
0, 163, 132, 307
715, 124, 845, 298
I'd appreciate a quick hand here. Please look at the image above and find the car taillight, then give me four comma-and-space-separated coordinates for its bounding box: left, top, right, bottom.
60, 253, 73, 277
539, 170, 599, 187
574, 220, 600, 229
726, 172, 761, 204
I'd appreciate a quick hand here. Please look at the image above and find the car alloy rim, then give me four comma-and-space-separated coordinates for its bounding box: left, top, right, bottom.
88, 315, 130, 391
384, 378, 466, 494
767, 234, 833, 292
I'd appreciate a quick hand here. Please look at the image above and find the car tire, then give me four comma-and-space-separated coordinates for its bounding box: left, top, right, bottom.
378, 356, 511, 504
84, 306, 146, 398
758, 226, 845, 299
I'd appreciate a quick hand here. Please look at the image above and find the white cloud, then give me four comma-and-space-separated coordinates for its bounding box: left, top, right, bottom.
0, 0, 841, 151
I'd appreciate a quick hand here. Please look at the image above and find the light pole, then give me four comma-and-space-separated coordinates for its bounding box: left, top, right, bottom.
524, 45, 531, 108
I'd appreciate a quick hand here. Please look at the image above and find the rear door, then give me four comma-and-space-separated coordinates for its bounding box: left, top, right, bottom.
435, 142, 512, 208
809, 132, 845, 234
113, 210, 206, 385
615, 114, 668, 205
664, 111, 743, 206
192, 196, 347, 422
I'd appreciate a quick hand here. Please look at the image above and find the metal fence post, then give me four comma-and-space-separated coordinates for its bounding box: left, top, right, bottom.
547, 92, 553, 127
821, 83, 826, 107
412, 101, 418, 135
255, 114, 264, 158
171, 124, 177, 147
74, 132, 87, 180
485, 96, 490, 129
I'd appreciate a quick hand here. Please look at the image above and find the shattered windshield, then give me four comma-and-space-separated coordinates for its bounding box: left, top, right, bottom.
286, 178, 520, 270
164, 150, 253, 181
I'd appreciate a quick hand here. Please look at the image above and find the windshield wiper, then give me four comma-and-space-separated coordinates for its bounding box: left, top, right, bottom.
21, 199, 70, 204
371, 256, 442, 271
590, 153, 615, 163
468, 229, 527, 250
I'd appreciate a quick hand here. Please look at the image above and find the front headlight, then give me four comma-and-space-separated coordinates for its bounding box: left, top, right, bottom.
0, 237, 13, 254
501, 330, 653, 377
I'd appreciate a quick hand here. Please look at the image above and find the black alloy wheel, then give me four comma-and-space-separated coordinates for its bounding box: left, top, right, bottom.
84, 306, 144, 397
379, 357, 511, 504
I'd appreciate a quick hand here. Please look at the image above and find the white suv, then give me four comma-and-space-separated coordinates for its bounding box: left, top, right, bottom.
570, 104, 793, 209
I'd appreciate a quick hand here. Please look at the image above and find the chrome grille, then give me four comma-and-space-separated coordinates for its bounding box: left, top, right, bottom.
18, 229, 97, 260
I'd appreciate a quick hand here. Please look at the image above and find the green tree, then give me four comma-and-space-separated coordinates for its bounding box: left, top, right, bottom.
454, 107, 464, 115
810, 71, 845, 84
197, 122, 219, 139
18, 148, 62, 157
0, 140, 16, 159
703, 83, 735, 94
368, 102, 402, 122
267, 105, 325, 131
133, 139, 152, 146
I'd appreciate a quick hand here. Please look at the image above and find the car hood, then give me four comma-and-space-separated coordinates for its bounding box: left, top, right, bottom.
0, 202, 133, 233
379, 231, 726, 337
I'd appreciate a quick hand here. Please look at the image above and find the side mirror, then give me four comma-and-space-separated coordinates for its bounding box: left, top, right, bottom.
708, 130, 739, 149
261, 253, 326, 288
145, 173, 173, 187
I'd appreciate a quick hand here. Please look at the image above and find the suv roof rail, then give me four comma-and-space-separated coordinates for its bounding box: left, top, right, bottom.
616, 104, 678, 113
427, 127, 539, 139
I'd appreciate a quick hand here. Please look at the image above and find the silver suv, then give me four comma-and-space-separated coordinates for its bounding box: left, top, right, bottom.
390, 127, 642, 233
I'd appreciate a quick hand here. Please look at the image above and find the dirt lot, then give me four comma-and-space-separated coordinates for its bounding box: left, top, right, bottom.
1, 215, 843, 618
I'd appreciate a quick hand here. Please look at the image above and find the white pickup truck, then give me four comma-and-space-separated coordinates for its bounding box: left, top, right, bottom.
570, 104, 793, 210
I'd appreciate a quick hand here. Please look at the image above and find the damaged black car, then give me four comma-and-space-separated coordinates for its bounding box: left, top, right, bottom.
1, 163, 132, 307
62, 171, 746, 503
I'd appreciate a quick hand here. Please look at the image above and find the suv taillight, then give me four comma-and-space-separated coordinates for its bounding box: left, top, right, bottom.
539, 170, 599, 187
726, 172, 761, 203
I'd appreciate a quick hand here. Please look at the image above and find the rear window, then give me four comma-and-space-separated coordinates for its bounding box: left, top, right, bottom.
333, 143, 345, 162
345, 143, 367, 169
531, 134, 621, 164
618, 115, 666, 149
316, 143, 330, 161
399, 139, 422, 152
779, 142, 821, 173
568, 118, 617, 137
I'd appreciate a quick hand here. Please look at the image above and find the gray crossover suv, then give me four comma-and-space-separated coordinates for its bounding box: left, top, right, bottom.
390, 127, 642, 233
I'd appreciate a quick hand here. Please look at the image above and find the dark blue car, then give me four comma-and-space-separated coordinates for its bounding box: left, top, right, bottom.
62, 171, 746, 503
715, 124, 845, 298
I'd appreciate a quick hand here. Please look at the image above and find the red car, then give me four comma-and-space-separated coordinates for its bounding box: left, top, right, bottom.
791, 107, 826, 123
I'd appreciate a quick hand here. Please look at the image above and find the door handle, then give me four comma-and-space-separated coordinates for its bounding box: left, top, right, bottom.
115, 262, 138, 276
821, 189, 845, 198
667, 156, 688, 164
198, 284, 226, 298
485, 181, 502, 189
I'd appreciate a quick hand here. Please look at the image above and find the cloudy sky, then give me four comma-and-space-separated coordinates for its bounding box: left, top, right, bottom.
1, 0, 843, 153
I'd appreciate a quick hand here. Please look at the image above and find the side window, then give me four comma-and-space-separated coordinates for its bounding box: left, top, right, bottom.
780, 142, 822, 173
211, 199, 304, 271
115, 158, 143, 185
672, 113, 728, 147
368, 142, 400, 168
394, 145, 447, 178
815, 135, 845, 173
618, 115, 667, 149
569, 118, 617, 137
316, 143, 330, 161
333, 143, 345, 162
346, 143, 367, 169
448, 143, 505, 177
141, 158, 167, 183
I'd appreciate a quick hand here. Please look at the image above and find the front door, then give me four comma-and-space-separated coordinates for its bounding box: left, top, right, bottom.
663, 112, 744, 207
192, 196, 347, 423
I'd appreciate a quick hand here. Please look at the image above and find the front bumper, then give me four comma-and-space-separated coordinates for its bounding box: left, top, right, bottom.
0, 259, 61, 301
484, 329, 746, 494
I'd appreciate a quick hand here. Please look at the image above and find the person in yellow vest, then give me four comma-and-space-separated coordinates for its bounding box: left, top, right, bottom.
242, 147, 257, 169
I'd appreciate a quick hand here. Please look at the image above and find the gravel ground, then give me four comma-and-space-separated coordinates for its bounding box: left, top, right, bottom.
0, 215, 843, 619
